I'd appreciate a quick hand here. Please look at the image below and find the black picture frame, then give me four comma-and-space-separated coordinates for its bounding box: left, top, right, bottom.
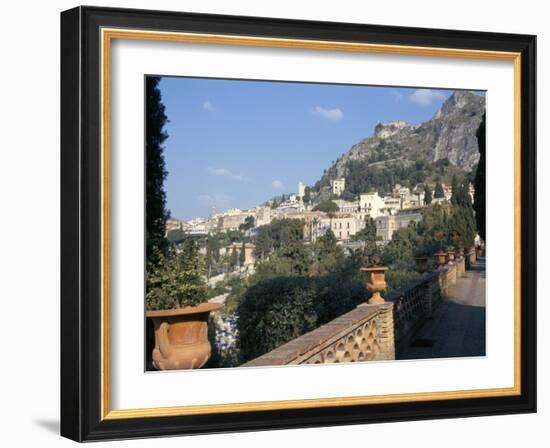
61, 5, 536, 442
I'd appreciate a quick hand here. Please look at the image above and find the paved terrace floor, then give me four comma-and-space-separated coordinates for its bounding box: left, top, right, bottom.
398, 257, 486, 360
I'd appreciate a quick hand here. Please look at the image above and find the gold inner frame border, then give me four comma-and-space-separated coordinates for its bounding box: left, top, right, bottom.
100, 27, 522, 420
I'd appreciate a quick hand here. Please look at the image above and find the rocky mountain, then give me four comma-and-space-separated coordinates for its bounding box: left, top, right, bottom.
315, 90, 485, 194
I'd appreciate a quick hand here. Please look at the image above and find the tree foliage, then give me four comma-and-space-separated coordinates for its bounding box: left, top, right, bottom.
146, 77, 169, 267
166, 228, 186, 244
345, 160, 428, 194
310, 229, 345, 276
352, 218, 376, 243
253, 225, 273, 259
146, 239, 207, 310
312, 200, 339, 213
417, 190, 476, 254
253, 218, 304, 259
239, 215, 255, 232
448, 176, 477, 249
206, 235, 221, 268
239, 241, 246, 265
229, 246, 238, 269
474, 114, 486, 240
351, 217, 379, 261
313, 155, 466, 198
381, 223, 418, 267
237, 277, 320, 362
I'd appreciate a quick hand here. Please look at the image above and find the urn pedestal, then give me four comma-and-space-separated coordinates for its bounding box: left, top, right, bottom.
146, 303, 223, 370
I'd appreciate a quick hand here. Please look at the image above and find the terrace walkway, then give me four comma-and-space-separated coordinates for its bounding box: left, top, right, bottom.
398, 257, 486, 360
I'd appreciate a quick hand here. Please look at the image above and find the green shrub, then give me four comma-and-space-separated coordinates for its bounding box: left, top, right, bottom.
224, 276, 247, 315
236, 266, 367, 364
237, 276, 319, 363
385, 270, 421, 292
146, 239, 207, 310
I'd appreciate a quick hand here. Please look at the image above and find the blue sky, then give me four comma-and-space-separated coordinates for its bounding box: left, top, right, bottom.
158, 77, 474, 220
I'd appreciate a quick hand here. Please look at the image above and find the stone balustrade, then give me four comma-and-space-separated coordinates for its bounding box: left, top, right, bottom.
243, 255, 467, 366
387, 256, 465, 352
243, 301, 395, 366
385, 271, 440, 350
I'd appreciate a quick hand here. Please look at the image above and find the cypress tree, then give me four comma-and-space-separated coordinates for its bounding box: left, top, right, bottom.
423, 184, 432, 205
146, 77, 169, 266
474, 114, 486, 241
434, 181, 445, 199
239, 241, 246, 266
451, 175, 459, 204
230, 246, 238, 269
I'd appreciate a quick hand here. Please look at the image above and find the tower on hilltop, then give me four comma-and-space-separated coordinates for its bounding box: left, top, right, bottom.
298, 181, 305, 201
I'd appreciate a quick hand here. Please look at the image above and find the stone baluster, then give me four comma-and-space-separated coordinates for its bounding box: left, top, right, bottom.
375, 302, 395, 360
421, 276, 433, 317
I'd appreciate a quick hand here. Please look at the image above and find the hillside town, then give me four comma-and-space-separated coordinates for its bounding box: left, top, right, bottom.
166, 177, 475, 266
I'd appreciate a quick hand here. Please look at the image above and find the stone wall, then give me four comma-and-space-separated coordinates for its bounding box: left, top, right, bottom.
243, 301, 395, 366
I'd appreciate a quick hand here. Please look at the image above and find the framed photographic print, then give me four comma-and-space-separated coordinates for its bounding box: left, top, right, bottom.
60, 6, 536, 442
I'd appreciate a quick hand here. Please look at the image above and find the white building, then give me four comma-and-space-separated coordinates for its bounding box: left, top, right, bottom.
394, 184, 411, 198
401, 188, 425, 209
276, 197, 304, 215
217, 210, 249, 231
375, 209, 422, 241
255, 206, 273, 227
321, 212, 365, 241
224, 208, 243, 215
182, 217, 209, 235
359, 192, 385, 219
330, 178, 346, 196
383, 196, 402, 214
333, 199, 359, 214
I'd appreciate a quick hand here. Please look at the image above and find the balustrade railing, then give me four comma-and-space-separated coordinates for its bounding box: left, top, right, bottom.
243, 302, 394, 366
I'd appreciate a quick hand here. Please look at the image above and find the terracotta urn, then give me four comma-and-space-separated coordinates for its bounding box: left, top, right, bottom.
361, 266, 388, 305
459, 247, 465, 258
434, 252, 446, 268
146, 302, 223, 370
447, 250, 455, 263
414, 256, 428, 274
